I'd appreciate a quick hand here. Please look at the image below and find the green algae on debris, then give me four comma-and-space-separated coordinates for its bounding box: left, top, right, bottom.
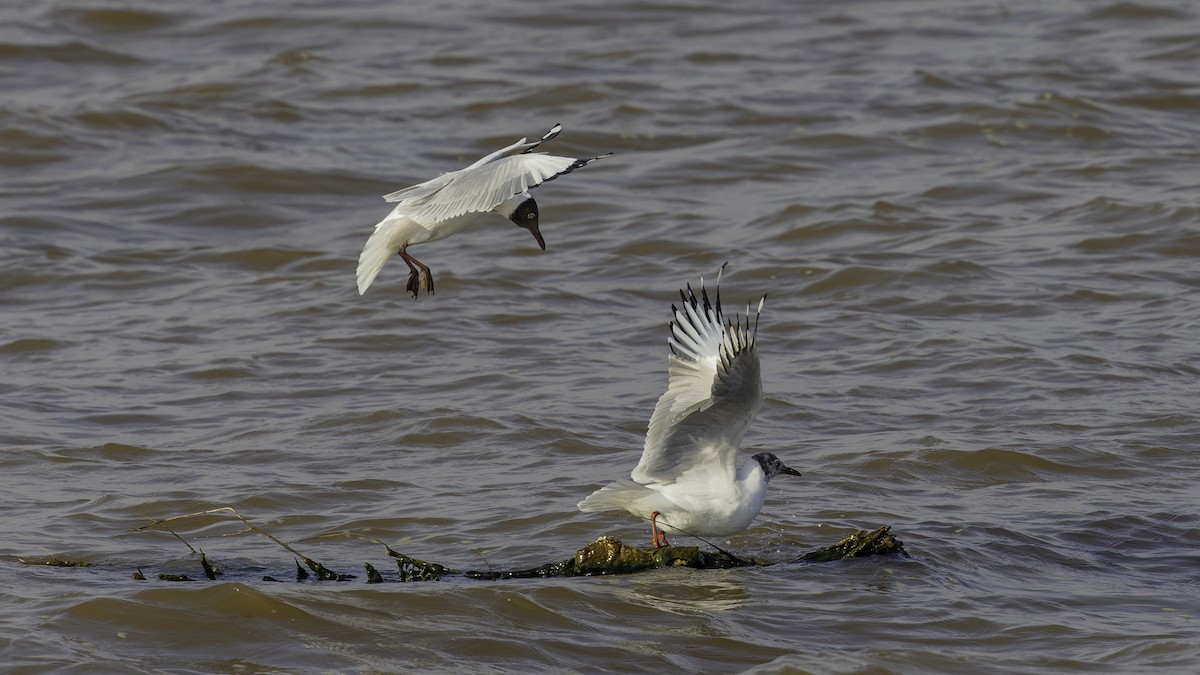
463, 535, 760, 580
120, 505, 906, 583
458, 528, 904, 580
796, 526, 904, 563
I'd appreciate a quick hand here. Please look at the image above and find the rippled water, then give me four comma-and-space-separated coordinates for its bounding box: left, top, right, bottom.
3, 0, 1199, 672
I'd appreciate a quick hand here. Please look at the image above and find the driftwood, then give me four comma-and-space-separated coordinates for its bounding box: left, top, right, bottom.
460, 527, 905, 580
236, 527, 905, 583
21, 507, 907, 582
328, 526, 904, 582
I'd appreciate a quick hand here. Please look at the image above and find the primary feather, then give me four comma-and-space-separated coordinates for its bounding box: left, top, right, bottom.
632, 266, 764, 485
578, 267, 786, 544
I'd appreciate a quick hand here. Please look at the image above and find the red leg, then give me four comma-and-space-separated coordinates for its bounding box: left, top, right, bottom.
650, 511, 671, 548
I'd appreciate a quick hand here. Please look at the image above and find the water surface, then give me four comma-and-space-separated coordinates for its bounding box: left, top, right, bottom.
2, 0, 1198, 672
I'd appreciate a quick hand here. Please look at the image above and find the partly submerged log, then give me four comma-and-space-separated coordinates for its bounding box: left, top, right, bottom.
123, 507, 906, 582
462, 535, 754, 580
459, 526, 905, 580
795, 526, 904, 563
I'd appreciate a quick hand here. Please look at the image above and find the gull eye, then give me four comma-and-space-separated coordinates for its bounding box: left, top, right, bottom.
527, 212, 535, 219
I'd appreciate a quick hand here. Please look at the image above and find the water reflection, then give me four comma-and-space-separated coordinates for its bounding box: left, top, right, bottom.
625, 571, 753, 614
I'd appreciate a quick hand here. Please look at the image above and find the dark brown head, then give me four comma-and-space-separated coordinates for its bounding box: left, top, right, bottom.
752, 452, 802, 481
509, 197, 545, 251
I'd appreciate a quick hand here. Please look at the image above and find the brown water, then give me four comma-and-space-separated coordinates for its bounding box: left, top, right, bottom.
3, 0, 1199, 672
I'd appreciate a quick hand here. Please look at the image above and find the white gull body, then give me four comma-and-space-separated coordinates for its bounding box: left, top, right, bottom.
356, 123, 609, 297
578, 267, 801, 547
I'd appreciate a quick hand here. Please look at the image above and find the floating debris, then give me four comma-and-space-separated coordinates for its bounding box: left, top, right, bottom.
123, 505, 906, 583
796, 526, 905, 563
17, 556, 91, 567
462, 535, 758, 579
157, 573, 195, 582
387, 545, 455, 582
364, 562, 383, 584
199, 550, 218, 580
304, 558, 352, 581
137, 506, 353, 581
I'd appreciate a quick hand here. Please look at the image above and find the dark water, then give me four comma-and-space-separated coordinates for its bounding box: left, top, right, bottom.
3, 0, 1199, 672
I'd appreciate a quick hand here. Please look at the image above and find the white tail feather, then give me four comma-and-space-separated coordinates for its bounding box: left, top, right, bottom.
356, 224, 400, 295
577, 479, 647, 513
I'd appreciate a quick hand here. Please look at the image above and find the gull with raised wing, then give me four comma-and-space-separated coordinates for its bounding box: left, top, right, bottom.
578, 266, 801, 548
356, 123, 610, 297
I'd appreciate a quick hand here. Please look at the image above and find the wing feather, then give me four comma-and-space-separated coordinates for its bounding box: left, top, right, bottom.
376, 124, 608, 222
380, 124, 549, 202
631, 269, 765, 485
382, 153, 607, 225
381, 172, 456, 203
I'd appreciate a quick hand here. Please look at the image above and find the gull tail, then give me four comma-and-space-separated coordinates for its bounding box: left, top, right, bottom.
577, 479, 648, 513
356, 220, 402, 295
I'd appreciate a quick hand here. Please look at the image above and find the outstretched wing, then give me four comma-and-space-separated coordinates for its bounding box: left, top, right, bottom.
631, 266, 765, 485
380, 171, 457, 205
378, 123, 608, 224
380, 124, 562, 203
394, 152, 609, 225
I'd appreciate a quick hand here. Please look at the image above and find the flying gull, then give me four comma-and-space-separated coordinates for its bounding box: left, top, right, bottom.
356, 123, 610, 297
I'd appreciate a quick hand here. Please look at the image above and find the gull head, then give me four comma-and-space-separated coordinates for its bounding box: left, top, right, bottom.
509, 197, 545, 251
752, 452, 802, 481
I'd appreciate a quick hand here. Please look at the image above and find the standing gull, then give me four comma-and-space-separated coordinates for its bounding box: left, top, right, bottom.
578, 266, 801, 547
356, 123, 610, 297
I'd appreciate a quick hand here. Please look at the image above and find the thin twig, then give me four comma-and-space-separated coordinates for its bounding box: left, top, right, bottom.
469, 547, 494, 577
139, 515, 197, 554
135, 506, 310, 564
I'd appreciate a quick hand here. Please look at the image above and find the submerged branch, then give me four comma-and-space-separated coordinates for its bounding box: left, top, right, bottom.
123, 507, 906, 582
796, 526, 903, 563
135, 506, 353, 581
459, 527, 904, 580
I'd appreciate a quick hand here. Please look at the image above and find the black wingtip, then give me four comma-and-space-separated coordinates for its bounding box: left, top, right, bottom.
715, 265, 726, 317
753, 294, 767, 339
520, 123, 564, 154
536, 153, 610, 178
